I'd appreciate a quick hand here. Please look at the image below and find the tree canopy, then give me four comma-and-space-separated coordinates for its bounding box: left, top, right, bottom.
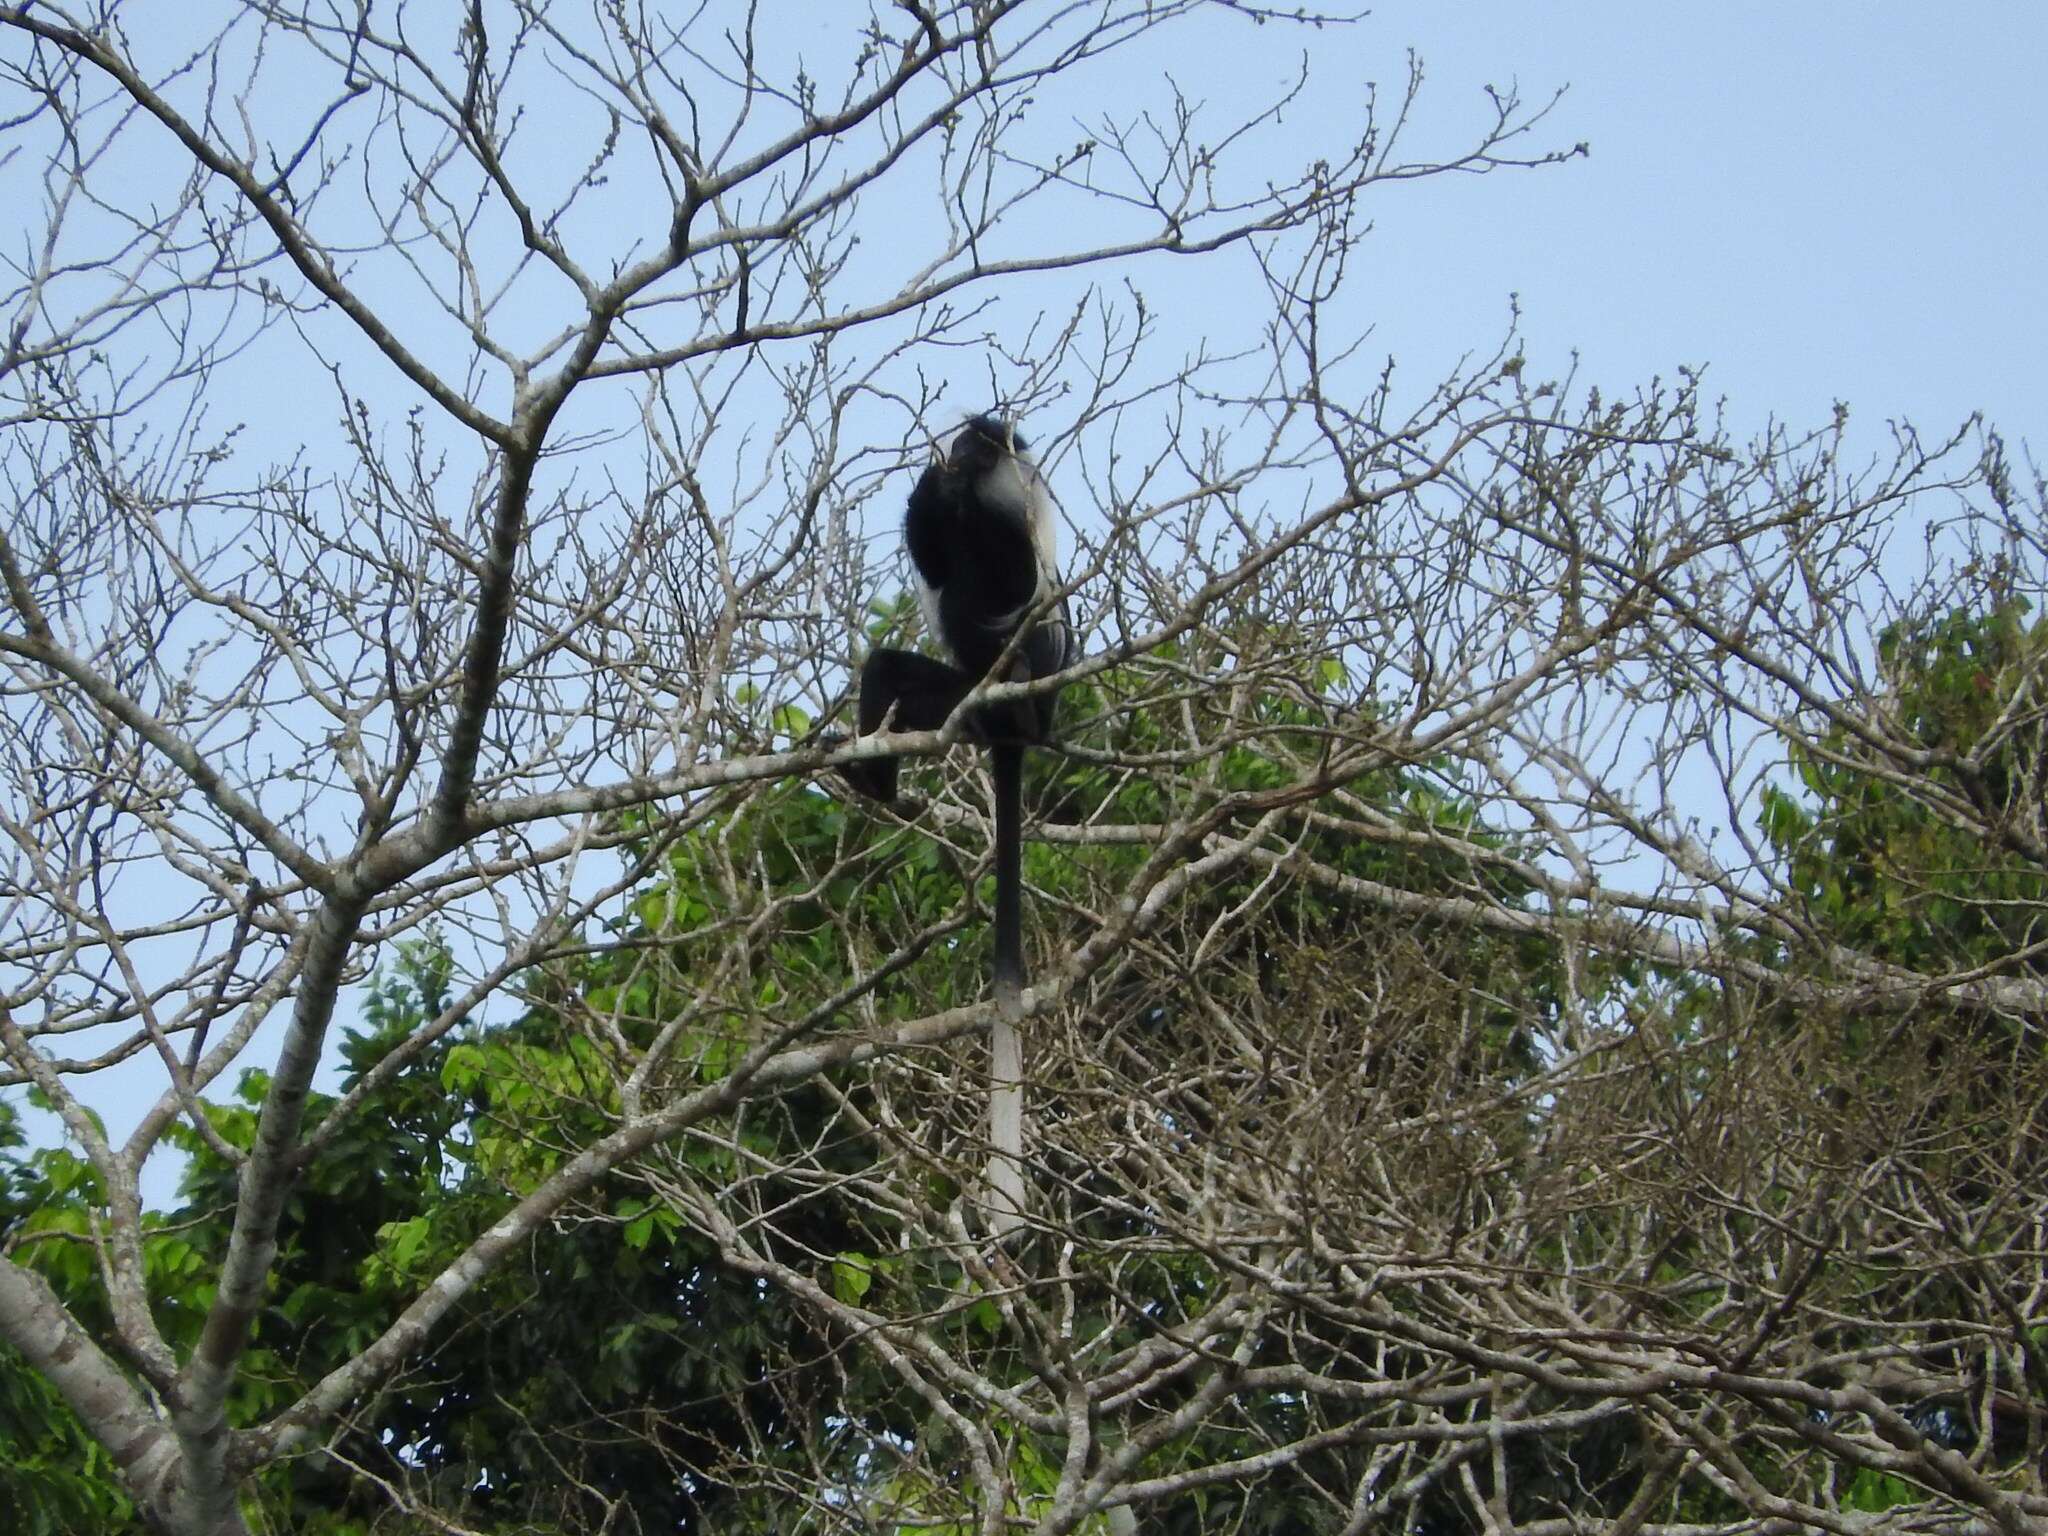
1, 3, 2043, 1533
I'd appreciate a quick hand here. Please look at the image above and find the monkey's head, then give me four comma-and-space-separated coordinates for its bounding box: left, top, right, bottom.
940, 414, 1028, 475
927, 415, 1047, 533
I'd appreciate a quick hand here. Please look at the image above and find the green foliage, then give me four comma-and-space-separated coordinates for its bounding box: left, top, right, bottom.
1761, 599, 2048, 973
0, 1352, 137, 1536
0, 1105, 139, 1534
1842, 1469, 1917, 1512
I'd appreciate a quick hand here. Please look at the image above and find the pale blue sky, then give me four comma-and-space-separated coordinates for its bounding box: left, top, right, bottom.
1307, 3, 2044, 443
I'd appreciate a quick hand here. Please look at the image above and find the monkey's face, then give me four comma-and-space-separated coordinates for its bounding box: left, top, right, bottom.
942, 415, 1027, 480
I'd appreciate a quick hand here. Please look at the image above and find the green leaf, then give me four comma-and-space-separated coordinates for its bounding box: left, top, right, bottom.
378, 1217, 430, 1275
441, 1042, 487, 1094
1842, 1469, 1915, 1511
831, 1251, 874, 1304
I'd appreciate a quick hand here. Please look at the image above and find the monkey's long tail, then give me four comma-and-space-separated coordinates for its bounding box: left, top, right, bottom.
986, 741, 1028, 1237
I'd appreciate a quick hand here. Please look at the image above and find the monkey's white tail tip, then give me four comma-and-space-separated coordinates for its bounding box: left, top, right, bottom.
984, 993, 1026, 1239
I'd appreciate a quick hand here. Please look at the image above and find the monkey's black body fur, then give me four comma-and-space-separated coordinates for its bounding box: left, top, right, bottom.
846, 415, 1074, 1014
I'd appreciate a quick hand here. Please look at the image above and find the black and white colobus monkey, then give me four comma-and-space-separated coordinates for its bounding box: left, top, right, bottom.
845, 415, 1075, 1230
846, 414, 1075, 995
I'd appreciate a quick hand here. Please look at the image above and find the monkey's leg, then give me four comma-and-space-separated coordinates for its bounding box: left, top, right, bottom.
967, 620, 1070, 753
842, 648, 972, 802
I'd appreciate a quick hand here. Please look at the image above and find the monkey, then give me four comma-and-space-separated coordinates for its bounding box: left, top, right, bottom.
843, 414, 1075, 1232
844, 414, 1075, 990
